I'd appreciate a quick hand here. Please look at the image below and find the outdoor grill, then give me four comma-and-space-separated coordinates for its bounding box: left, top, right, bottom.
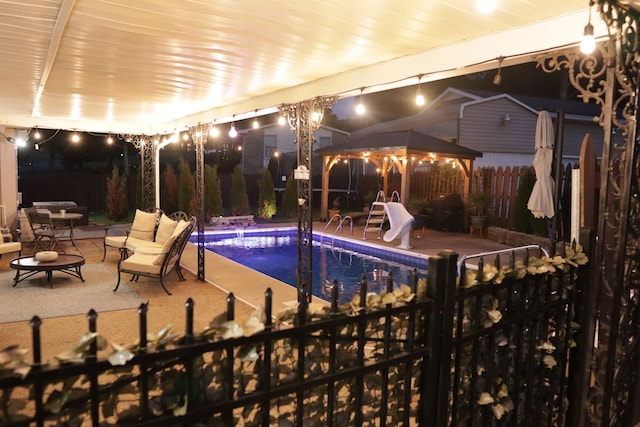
428, 193, 464, 232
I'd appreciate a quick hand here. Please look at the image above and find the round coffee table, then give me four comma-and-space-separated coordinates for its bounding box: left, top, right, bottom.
10, 254, 85, 288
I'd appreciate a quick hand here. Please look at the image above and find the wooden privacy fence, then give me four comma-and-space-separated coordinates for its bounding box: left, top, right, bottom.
393, 164, 578, 228
0, 242, 591, 426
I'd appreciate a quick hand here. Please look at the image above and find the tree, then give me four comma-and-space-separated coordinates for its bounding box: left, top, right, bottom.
179, 159, 196, 216
162, 163, 179, 214
204, 164, 223, 218
105, 166, 128, 220
257, 169, 277, 219
230, 164, 250, 215
281, 173, 298, 218
511, 167, 548, 235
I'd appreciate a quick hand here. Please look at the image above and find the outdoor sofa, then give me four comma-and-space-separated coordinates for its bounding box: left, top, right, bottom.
112, 211, 195, 295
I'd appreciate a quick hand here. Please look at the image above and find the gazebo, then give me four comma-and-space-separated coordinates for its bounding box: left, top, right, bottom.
316, 130, 482, 219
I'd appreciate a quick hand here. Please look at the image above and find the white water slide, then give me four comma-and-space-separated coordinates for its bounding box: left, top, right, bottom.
382, 202, 414, 250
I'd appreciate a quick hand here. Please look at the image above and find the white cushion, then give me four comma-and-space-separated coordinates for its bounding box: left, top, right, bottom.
154, 214, 178, 245
153, 219, 189, 265
121, 253, 162, 275
35, 251, 58, 261
105, 235, 127, 249
128, 209, 157, 241
126, 237, 161, 252
0, 242, 21, 255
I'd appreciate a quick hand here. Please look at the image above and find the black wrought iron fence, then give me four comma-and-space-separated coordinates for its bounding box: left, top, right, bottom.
0, 238, 591, 427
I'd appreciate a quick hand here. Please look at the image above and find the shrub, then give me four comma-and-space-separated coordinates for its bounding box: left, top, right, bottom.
257, 169, 277, 219
511, 167, 547, 235
204, 164, 223, 218
230, 164, 250, 215
105, 166, 128, 221
281, 173, 298, 218
162, 163, 179, 214
178, 159, 196, 216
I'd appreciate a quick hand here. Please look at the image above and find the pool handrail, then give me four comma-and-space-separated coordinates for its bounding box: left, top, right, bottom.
457, 244, 550, 273
320, 214, 354, 246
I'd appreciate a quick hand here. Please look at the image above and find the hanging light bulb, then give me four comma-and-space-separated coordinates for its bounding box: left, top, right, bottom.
356, 88, 366, 115
210, 120, 219, 137
252, 110, 259, 129
182, 131, 189, 141
580, 1, 596, 54
278, 115, 286, 126
493, 56, 504, 85
477, 0, 496, 14
229, 116, 238, 138
415, 75, 425, 106
71, 131, 80, 143
107, 133, 113, 144
33, 127, 41, 140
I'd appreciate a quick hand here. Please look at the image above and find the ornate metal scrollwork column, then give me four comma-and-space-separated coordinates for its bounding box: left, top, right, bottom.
538, 2, 639, 425
122, 134, 156, 211
188, 123, 208, 281
280, 96, 336, 303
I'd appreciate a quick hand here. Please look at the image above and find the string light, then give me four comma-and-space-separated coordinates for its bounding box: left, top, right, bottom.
355, 88, 366, 115
71, 131, 80, 143
252, 110, 259, 129
107, 133, 113, 144
415, 75, 425, 106
580, 1, 596, 54
210, 120, 220, 137
33, 127, 41, 140
229, 116, 238, 138
493, 56, 504, 85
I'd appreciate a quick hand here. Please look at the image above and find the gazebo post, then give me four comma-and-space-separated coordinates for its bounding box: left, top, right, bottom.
399, 155, 411, 205
321, 155, 331, 220
381, 157, 390, 198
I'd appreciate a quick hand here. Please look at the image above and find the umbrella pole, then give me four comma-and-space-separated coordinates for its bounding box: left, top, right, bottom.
550, 108, 565, 254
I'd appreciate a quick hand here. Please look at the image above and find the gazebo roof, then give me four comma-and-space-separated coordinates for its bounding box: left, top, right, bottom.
316, 130, 482, 160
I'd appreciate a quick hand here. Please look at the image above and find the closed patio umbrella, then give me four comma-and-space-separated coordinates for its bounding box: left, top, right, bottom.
527, 110, 555, 218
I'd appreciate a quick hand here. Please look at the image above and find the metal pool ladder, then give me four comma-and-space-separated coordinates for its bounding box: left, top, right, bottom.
362, 190, 400, 240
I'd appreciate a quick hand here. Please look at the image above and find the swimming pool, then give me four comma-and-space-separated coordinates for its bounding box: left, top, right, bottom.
192, 227, 428, 304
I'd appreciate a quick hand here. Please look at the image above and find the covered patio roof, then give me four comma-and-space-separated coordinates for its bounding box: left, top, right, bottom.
317, 131, 482, 218
0, 1, 602, 134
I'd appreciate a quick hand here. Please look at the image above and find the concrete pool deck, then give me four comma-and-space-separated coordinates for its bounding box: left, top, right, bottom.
180, 221, 516, 313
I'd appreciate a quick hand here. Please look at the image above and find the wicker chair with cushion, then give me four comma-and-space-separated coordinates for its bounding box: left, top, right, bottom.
114, 216, 195, 295
102, 209, 160, 261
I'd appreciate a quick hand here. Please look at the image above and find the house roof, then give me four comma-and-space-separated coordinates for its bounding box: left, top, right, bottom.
316, 130, 482, 160
0, 1, 606, 135
351, 87, 606, 139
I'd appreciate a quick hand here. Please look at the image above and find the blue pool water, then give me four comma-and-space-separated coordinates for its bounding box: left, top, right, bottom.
192, 228, 428, 304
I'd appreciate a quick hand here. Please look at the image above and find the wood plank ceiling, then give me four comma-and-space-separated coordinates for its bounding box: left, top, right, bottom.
0, 0, 603, 134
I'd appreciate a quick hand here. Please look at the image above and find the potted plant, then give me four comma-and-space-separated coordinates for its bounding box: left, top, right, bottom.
467, 192, 491, 229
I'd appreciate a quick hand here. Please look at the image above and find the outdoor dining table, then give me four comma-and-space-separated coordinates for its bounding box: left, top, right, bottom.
50, 212, 83, 251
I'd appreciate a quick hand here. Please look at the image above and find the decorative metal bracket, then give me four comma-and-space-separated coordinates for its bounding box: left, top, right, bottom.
121, 134, 156, 212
